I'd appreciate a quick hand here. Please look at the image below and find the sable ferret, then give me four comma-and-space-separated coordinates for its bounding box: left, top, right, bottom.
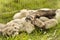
26, 9, 56, 25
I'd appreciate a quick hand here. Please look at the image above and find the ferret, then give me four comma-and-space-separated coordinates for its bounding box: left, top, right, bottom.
26, 9, 56, 24
2, 17, 35, 36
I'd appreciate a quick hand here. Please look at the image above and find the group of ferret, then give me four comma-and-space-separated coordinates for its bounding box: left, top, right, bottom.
0, 8, 60, 36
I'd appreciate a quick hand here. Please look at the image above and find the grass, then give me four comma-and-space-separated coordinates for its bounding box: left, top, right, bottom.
0, 0, 60, 40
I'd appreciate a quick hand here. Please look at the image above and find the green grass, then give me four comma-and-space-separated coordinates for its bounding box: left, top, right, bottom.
0, 0, 60, 40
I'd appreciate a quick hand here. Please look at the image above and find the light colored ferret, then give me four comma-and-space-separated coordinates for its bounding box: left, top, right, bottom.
33, 17, 58, 29
2, 17, 35, 36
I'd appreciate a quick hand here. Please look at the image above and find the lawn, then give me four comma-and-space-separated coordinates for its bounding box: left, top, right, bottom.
0, 0, 60, 40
